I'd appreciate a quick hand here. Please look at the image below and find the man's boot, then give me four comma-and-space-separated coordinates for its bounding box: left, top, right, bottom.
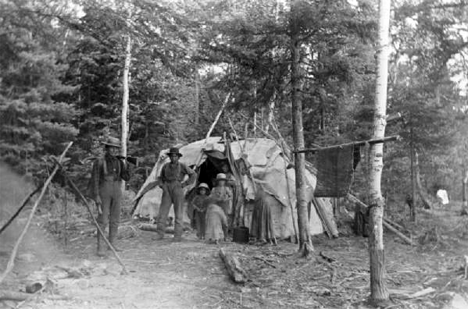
108, 225, 123, 252
97, 233, 107, 257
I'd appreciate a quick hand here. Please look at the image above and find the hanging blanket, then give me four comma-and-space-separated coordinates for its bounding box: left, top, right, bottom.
314, 145, 355, 197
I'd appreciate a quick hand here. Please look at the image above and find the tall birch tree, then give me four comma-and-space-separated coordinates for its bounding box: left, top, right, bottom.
368, 0, 390, 304
121, 33, 131, 161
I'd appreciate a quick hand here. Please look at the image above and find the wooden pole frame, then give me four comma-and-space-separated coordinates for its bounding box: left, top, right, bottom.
61, 170, 128, 274
0, 186, 41, 235
294, 135, 399, 154
0, 142, 73, 284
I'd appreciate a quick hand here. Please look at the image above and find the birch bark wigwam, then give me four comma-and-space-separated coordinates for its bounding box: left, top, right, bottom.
368, 0, 390, 304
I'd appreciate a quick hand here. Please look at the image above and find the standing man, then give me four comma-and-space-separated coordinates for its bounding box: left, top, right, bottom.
89, 136, 130, 257
155, 147, 196, 241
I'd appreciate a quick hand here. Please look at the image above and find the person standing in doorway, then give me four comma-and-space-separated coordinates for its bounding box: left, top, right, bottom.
210, 173, 233, 228
89, 137, 130, 257
191, 183, 210, 240
155, 147, 196, 242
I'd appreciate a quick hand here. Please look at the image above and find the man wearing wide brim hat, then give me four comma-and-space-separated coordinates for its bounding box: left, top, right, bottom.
102, 136, 121, 148
154, 147, 196, 241
166, 147, 183, 157
89, 136, 130, 256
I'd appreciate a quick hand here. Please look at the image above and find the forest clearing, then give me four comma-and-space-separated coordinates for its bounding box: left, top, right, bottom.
1, 164, 468, 309
1, 0, 468, 308
1, 203, 468, 309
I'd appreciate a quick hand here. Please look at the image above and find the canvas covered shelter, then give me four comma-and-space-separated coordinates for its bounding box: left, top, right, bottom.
133, 137, 338, 239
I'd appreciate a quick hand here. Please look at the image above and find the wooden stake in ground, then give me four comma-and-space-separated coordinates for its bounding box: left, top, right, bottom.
368, 0, 390, 303
290, 2, 313, 257
0, 142, 73, 285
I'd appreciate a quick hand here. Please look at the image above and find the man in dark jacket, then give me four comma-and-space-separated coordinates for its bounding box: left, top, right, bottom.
89, 137, 130, 256
155, 147, 196, 241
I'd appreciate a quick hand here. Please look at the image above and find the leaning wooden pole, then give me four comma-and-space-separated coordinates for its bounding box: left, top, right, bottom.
0, 142, 73, 284
63, 172, 128, 275
205, 92, 231, 143
0, 185, 41, 235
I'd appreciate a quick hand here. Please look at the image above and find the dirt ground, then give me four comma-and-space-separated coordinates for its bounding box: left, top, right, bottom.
2, 205, 468, 309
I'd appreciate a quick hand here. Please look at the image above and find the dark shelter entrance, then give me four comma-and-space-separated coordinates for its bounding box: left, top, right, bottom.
196, 150, 231, 189
186, 150, 235, 223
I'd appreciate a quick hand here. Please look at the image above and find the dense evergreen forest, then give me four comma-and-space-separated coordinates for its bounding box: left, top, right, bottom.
1, 0, 467, 205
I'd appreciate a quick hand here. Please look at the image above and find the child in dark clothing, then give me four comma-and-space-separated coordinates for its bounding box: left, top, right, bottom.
191, 183, 210, 239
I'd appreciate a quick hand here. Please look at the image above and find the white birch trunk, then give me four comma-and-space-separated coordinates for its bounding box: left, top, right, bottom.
121, 34, 132, 192
121, 35, 132, 159
368, 0, 390, 304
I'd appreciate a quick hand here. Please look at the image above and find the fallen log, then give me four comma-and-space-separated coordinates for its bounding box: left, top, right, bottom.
138, 223, 187, 234
253, 256, 277, 268
347, 194, 413, 245
383, 217, 406, 231
382, 221, 413, 245
419, 208, 434, 216
219, 248, 248, 284
0, 291, 32, 301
